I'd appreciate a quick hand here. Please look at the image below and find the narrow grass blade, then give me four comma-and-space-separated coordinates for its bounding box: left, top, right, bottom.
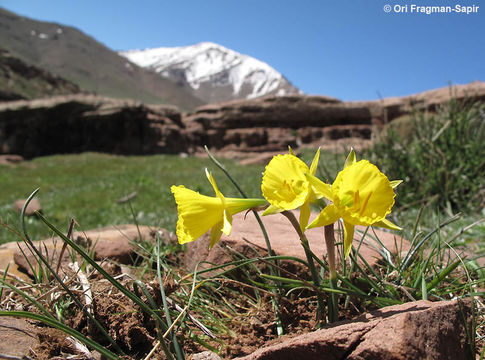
426, 258, 461, 293
20, 189, 124, 355
401, 214, 461, 271
0, 280, 54, 319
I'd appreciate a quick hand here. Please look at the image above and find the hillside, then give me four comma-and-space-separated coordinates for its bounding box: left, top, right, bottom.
0, 8, 204, 110
0, 48, 81, 101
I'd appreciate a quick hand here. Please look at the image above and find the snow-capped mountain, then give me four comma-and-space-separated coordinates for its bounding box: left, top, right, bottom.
120, 42, 301, 104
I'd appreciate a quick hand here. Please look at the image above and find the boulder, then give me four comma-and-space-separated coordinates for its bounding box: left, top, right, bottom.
13, 198, 42, 216
8, 224, 155, 278
185, 211, 408, 273
237, 300, 474, 360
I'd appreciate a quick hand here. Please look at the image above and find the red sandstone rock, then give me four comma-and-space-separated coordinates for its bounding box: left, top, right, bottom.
13, 198, 42, 216
236, 300, 474, 360
185, 211, 408, 272
0, 317, 39, 358
185, 81, 485, 157
11, 224, 155, 278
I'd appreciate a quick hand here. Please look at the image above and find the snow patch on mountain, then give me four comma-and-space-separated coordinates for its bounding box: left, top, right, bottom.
120, 42, 300, 102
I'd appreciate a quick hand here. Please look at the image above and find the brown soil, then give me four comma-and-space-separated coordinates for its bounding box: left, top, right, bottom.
2, 249, 482, 359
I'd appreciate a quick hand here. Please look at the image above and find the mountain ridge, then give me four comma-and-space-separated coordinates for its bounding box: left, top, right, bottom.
121, 42, 301, 104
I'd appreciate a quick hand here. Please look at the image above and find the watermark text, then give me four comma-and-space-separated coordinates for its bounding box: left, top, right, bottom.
383, 4, 479, 14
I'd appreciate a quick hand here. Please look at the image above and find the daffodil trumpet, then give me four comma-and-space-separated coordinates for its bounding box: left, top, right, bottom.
261, 148, 321, 231
171, 169, 267, 249
305, 149, 402, 258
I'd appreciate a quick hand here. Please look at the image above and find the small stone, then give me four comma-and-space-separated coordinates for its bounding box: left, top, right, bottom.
13, 198, 42, 216
0, 317, 39, 358
190, 350, 222, 360
0, 154, 23, 165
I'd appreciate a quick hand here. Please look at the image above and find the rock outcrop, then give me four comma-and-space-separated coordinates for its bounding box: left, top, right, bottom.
0, 94, 185, 159
237, 300, 474, 360
0, 82, 484, 159
185, 81, 485, 155
183, 95, 374, 153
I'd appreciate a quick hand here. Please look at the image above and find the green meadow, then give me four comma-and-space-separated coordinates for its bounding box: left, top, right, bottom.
0, 153, 266, 245
0, 98, 484, 358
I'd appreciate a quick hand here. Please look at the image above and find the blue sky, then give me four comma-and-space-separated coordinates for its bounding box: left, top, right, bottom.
2, 0, 484, 100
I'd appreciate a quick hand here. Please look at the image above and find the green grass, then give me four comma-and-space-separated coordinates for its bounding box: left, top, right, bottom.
3, 148, 483, 254
0, 153, 264, 244
366, 98, 485, 213
1, 147, 484, 358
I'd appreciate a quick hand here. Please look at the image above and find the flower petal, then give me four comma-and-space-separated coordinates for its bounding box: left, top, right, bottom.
261, 154, 310, 211
344, 148, 356, 169
299, 201, 311, 231
333, 160, 396, 226
307, 204, 340, 229
309, 147, 321, 175
373, 218, 402, 231
171, 185, 223, 244
343, 221, 355, 258
222, 209, 232, 235
390, 180, 403, 189
205, 169, 224, 200
209, 221, 223, 249
305, 173, 333, 201
262, 204, 283, 216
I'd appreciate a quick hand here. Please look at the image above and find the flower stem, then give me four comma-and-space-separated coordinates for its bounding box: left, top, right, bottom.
205, 146, 284, 335
324, 223, 338, 323
282, 210, 326, 326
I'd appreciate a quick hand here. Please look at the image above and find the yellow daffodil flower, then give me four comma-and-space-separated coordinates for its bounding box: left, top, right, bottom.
171, 169, 267, 249
261, 148, 320, 230
306, 150, 402, 257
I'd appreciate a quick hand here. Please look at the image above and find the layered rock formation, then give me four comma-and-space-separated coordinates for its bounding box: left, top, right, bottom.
184, 95, 374, 154
0, 94, 185, 158
0, 82, 484, 159
185, 81, 485, 155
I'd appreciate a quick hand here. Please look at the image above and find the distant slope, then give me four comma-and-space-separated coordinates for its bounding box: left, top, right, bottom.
121, 42, 301, 104
0, 8, 204, 110
0, 48, 81, 101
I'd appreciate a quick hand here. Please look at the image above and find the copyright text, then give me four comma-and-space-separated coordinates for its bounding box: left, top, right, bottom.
383, 4, 479, 14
